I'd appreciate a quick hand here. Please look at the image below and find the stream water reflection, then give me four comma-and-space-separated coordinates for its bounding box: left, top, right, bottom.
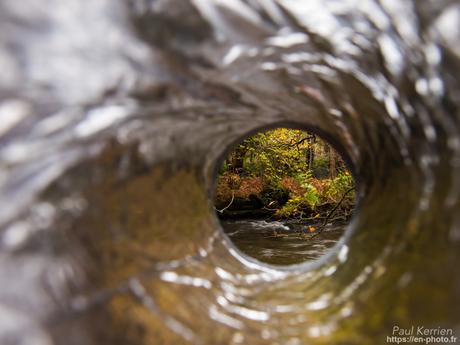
222, 220, 345, 265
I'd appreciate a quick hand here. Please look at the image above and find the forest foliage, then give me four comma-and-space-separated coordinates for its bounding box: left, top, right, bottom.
214, 128, 355, 219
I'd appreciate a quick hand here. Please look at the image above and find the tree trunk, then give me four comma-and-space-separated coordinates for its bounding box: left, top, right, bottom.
306, 134, 315, 170
329, 145, 337, 178
231, 145, 247, 174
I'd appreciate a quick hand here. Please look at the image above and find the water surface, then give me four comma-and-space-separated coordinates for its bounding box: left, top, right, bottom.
222, 219, 345, 265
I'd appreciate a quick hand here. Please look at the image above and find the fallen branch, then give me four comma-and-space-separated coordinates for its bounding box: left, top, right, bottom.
215, 191, 235, 214
309, 187, 354, 239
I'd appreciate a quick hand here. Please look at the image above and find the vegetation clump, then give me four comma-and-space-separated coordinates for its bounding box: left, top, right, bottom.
214, 128, 355, 221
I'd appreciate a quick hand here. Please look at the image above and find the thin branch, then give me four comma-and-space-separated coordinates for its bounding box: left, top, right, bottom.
310, 187, 354, 239
215, 191, 235, 214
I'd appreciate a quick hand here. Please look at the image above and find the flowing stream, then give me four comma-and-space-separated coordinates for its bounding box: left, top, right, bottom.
222, 220, 345, 265
0, 1, 460, 344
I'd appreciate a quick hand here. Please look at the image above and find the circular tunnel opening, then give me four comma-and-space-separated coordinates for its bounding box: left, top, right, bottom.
213, 127, 357, 266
